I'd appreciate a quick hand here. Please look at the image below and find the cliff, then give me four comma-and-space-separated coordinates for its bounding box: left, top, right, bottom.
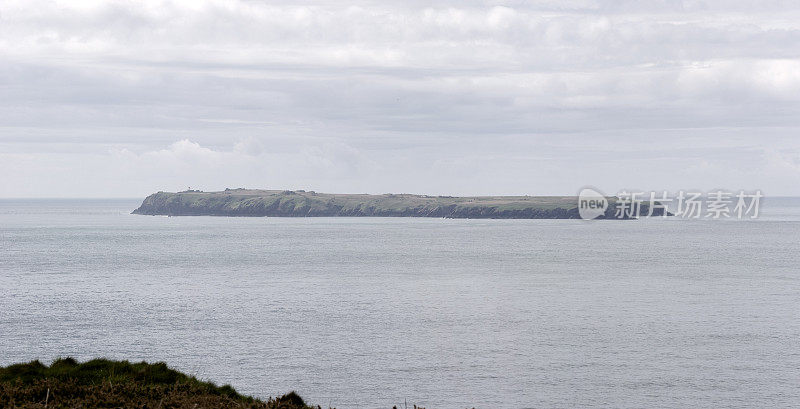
132, 189, 668, 219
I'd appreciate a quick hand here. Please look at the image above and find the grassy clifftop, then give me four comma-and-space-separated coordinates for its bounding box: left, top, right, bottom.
133, 189, 603, 218
0, 358, 312, 409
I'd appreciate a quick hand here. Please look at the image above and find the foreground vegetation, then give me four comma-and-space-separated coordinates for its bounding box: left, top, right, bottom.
133, 188, 656, 218
0, 358, 314, 408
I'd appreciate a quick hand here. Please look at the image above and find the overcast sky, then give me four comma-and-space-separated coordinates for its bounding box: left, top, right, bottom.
2, 0, 800, 198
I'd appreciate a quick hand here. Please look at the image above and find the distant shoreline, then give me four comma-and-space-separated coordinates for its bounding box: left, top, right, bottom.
132, 189, 667, 219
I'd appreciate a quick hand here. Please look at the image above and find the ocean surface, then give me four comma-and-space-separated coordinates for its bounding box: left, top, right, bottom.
1, 198, 799, 408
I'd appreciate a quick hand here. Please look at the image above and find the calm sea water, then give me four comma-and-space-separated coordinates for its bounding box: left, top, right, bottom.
1, 198, 799, 408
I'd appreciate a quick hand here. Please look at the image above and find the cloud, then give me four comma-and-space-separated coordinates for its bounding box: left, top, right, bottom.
1, 0, 800, 196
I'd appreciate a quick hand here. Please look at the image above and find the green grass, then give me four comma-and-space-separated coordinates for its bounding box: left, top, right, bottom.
0, 358, 315, 409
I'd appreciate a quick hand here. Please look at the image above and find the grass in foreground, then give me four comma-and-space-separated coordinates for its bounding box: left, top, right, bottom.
0, 358, 315, 409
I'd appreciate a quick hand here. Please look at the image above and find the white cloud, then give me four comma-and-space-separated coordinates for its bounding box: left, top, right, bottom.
1, 0, 800, 196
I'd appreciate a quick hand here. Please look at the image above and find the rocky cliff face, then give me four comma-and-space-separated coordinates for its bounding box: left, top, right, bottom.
133, 190, 669, 219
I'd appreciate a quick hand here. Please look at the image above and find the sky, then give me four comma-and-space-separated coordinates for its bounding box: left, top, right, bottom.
1, 0, 800, 198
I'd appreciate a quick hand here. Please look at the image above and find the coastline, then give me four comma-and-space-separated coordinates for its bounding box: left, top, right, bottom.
132, 189, 667, 219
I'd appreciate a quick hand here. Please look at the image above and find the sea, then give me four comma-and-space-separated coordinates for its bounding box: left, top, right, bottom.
1, 198, 799, 408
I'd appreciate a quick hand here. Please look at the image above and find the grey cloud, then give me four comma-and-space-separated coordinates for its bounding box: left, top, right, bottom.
1, 0, 799, 197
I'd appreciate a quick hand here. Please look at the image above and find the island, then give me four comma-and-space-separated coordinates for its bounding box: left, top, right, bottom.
133, 189, 669, 219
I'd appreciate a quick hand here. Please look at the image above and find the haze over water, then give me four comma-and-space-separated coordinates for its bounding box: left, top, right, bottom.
2, 199, 799, 408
